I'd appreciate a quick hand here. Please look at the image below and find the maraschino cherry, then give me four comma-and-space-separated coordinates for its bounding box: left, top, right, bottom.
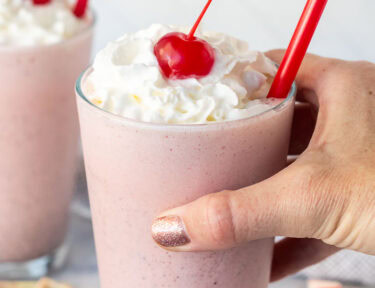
32, 0, 51, 4
31, 0, 89, 18
154, 0, 215, 80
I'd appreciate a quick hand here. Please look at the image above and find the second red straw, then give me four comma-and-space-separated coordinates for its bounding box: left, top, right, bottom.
267, 0, 328, 99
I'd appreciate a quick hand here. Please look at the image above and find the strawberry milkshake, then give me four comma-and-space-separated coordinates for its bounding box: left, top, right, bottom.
0, 0, 93, 279
77, 24, 296, 288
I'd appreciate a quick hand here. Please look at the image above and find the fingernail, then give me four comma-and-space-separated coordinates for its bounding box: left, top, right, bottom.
151, 215, 190, 248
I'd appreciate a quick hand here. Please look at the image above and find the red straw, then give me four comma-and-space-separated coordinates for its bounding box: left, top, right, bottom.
73, 0, 89, 18
267, 0, 328, 99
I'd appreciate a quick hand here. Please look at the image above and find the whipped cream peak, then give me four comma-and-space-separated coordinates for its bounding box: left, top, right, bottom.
85, 24, 279, 124
0, 0, 90, 46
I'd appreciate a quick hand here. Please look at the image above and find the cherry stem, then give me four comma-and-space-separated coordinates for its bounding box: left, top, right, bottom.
187, 0, 213, 40
73, 0, 89, 18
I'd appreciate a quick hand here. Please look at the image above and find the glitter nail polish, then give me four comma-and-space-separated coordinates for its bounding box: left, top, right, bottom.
152, 215, 191, 247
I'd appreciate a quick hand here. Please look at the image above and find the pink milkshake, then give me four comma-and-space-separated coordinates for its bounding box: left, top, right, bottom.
0, 0, 93, 278
77, 24, 296, 288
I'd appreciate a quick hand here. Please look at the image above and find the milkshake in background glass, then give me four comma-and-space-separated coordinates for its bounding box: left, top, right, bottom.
0, 0, 93, 279
77, 24, 296, 288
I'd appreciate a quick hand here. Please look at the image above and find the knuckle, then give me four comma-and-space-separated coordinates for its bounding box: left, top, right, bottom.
204, 192, 236, 246
320, 171, 375, 253
297, 160, 352, 240
317, 57, 344, 75
323, 57, 344, 70
351, 60, 374, 70
327, 60, 375, 82
311, 58, 346, 94
351, 60, 375, 82
291, 160, 335, 236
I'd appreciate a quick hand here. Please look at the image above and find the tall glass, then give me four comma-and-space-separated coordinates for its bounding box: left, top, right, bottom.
77, 69, 296, 288
0, 18, 94, 279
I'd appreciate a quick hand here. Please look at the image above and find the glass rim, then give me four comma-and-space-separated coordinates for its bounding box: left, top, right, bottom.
0, 7, 97, 51
76, 67, 297, 129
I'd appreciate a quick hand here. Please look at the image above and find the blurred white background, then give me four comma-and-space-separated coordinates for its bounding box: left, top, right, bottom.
90, 0, 374, 62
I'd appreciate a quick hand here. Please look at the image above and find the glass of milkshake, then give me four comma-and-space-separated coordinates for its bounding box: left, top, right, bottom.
77, 24, 296, 288
0, 0, 94, 279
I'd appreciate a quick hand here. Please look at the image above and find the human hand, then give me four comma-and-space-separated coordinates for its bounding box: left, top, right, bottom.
151, 50, 375, 281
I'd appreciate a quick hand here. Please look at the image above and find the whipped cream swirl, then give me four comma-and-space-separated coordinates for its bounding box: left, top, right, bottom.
0, 0, 90, 46
85, 24, 279, 124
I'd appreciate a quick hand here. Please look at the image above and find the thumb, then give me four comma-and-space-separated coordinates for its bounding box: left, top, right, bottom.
151, 165, 325, 251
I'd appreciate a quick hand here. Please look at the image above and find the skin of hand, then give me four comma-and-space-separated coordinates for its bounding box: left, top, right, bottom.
151, 50, 375, 281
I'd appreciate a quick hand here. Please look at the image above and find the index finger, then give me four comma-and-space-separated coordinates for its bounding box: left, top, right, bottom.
266, 49, 341, 105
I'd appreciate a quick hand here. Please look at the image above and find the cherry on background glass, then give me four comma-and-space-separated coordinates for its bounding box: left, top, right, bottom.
31, 0, 89, 19
32, 0, 51, 5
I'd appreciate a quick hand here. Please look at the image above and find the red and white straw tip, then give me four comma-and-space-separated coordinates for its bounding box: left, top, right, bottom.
267, 0, 328, 99
32, 0, 51, 5
307, 279, 343, 288
73, 0, 89, 18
